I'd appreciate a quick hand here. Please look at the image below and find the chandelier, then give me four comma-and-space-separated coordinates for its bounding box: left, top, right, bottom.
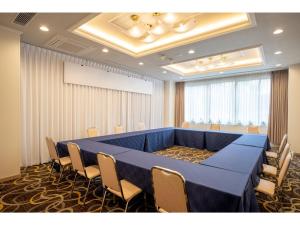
127, 13, 199, 43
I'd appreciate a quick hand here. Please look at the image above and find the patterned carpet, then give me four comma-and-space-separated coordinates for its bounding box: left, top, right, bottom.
0, 146, 299, 212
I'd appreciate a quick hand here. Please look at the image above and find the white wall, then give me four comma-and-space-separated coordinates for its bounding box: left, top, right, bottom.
164, 81, 175, 127
288, 64, 300, 153
0, 26, 21, 180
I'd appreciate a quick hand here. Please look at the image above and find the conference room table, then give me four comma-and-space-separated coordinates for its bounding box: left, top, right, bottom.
56, 127, 270, 212
114, 149, 258, 212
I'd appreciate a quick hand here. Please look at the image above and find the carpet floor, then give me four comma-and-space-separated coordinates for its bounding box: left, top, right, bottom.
0, 146, 299, 212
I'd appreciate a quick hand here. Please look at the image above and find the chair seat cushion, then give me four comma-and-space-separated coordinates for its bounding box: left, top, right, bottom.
79, 165, 100, 179
56, 156, 71, 166
266, 151, 278, 159
116, 179, 142, 201
263, 164, 277, 176
255, 178, 276, 197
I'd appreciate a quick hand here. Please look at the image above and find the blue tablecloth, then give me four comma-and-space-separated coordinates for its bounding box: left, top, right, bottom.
205, 131, 242, 151
144, 129, 174, 152
232, 134, 271, 151
56, 139, 132, 166
101, 134, 146, 151
115, 150, 259, 212
202, 144, 265, 186
174, 129, 205, 149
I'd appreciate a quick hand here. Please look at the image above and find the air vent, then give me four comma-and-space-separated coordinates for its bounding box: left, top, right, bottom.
13, 13, 36, 26
45, 35, 92, 55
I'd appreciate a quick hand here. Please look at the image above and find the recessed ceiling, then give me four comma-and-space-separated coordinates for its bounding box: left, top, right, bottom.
72, 13, 253, 57
163, 46, 264, 76
0, 13, 300, 81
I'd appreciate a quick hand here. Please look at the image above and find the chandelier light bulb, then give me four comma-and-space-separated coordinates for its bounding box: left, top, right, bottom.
163, 13, 177, 24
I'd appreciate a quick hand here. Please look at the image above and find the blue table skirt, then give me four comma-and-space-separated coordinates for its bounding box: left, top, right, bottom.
202, 144, 265, 186
174, 129, 205, 149
205, 131, 242, 151
115, 150, 259, 212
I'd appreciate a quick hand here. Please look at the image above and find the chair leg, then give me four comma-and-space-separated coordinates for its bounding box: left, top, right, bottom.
71, 172, 78, 196
57, 166, 65, 184
83, 179, 91, 205
48, 161, 54, 180
125, 200, 130, 212
144, 192, 147, 212
100, 189, 107, 212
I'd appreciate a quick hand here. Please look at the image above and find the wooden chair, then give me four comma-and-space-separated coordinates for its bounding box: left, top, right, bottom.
247, 125, 259, 134
151, 166, 189, 212
114, 125, 124, 134
210, 123, 221, 131
256, 151, 292, 197
87, 127, 99, 138
266, 134, 287, 159
262, 143, 290, 177
181, 121, 190, 128
67, 143, 101, 205
97, 152, 142, 212
45, 137, 71, 184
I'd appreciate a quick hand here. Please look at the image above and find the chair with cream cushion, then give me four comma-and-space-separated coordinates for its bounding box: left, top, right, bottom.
210, 123, 221, 131
247, 126, 260, 134
67, 143, 101, 205
137, 122, 145, 131
87, 127, 99, 138
114, 125, 124, 134
256, 151, 292, 197
151, 166, 189, 212
97, 152, 142, 212
262, 143, 290, 177
181, 121, 190, 128
46, 137, 71, 184
266, 134, 287, 159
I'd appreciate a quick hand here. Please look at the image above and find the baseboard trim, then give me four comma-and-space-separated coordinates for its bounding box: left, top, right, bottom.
0, 174, 21, 182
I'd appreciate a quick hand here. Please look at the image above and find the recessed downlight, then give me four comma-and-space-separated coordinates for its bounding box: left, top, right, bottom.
274, 51, 282, 55
188, 49, 195, 54
40, 25, 49, 32
219, 71, 224, 74
102, 48, 109, 53
139, 62, 144, 66
276, 64, 282, 67
162, 70, 167, 74
273, 28, 283, 35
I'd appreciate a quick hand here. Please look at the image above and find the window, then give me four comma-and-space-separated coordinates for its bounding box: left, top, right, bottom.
184, 73, 271, 126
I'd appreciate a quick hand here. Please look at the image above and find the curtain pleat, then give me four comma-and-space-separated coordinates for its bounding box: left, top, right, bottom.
20, 43, 164, 166
175, 82, 185, 127
268, 70, 289, 145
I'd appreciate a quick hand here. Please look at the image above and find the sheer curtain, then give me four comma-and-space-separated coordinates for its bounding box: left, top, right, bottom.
185, 73, 271, 125
21, 44, 164, 166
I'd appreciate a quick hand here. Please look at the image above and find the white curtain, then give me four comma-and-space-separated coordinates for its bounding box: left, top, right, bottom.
21, 43, 164, 166
185, 73, 271, 125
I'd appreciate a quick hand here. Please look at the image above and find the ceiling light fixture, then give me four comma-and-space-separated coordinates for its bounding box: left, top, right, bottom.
102, 48, 109, 53
162, 13, 177, 25
188, 49, 195, 54
273, 28, 283, 35
274, 51, 282, 55
162, 70, 167, 74
40, 25, 49, 32
139, 62, 144, 66
219, 71, 224, 74
276, 64, 282, 67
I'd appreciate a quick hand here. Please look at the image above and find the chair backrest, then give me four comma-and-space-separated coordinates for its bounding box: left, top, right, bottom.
210, 124, 220, 131
181, 121, 190, 128
114, 126, 124, 134
45, 137, 59, 160
278, 143, 290, 169
67, 143, 85, 173
137, 122, 145, 131
97, 152, 122, 196
278, 134, 288, 154
247, 126, 259, 134
277, 152, 292, 187
87, 127, 98, 138
151, 166, 188, 212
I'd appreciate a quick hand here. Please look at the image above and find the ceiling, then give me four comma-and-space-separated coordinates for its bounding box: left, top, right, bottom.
0, 13, 299, 81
